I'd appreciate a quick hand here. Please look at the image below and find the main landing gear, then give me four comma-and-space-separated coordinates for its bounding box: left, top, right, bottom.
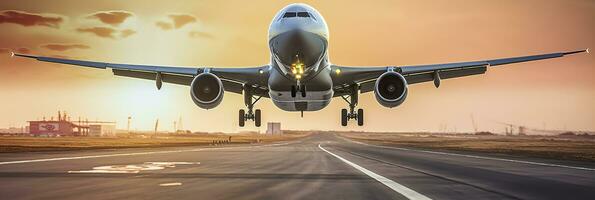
239, 87, 262, 127
340, 85, 363, 126
290, 85, 306, 98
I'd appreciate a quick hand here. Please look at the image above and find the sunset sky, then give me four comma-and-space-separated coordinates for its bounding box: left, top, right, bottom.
0, 0, 593, 133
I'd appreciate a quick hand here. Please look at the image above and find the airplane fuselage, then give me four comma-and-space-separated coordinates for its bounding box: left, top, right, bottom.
267, 4, 333, 112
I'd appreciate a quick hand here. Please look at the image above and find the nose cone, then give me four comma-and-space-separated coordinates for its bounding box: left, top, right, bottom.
271, 29, 326, 69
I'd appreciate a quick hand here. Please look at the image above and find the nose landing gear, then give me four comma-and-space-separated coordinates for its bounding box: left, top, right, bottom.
291, 85, 306, 98
340, 84, 364, 126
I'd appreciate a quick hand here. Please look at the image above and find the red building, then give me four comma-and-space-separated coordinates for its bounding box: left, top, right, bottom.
28, 120, 89, 136
28, 112, 89, 136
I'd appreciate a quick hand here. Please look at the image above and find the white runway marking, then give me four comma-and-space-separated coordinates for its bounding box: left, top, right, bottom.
159, 182, 182, 186
342, 137, 595, 171
0, 141, 296, 166
318, 144, 432, 200
68, 162, 200, 174
0, 149, 205, 165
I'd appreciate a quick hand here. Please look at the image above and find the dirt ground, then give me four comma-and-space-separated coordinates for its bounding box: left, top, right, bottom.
339, 132, 595, 162
0, 131, 310, 153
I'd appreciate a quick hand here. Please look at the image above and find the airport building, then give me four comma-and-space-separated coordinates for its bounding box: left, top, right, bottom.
28, 111, 116, 137
88, 124, 116, 137
266, 122, 283, 135
28, 120, 87, 137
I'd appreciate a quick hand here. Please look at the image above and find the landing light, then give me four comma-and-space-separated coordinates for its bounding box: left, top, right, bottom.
335, 68, 341, 75
10, 52, 15, 57
291, 55, 305, 79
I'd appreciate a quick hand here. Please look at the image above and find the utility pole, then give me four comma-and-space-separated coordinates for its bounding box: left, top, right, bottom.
127, 116, 132, 134
173, 121, 177, 133
470, 114, 478, 133
178, 116, 183, 131
154, 119, 159, 137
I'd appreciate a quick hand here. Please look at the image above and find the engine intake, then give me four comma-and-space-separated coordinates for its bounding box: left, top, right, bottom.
190, 73, 224, 109
374, 71, 408, 108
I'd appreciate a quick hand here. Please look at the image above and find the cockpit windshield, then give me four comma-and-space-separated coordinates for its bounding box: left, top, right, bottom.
283, 12, 312, 19
283, 12, 297, 18
297, 12, 310, 17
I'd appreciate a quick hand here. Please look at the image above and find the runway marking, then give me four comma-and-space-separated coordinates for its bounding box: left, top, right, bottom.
342, 137, 595, 171
318, 144, 432, 200
0, 141, 296, 166
0, 149, 205, 165
68, 162, 200, 174
159, 182, 182, 186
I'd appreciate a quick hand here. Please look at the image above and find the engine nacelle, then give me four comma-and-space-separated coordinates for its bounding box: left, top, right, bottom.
190, 73, 224, 109
374, 71, 408, 108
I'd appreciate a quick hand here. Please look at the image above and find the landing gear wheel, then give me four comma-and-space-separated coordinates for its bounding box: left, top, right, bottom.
255, 109, 261, 127
300, 85, 306, 97
340, 84, 363, 127
357, 108, 364, 126
291, 85, 297, 97
239, 109, 245, 127
341, 109, 348, 126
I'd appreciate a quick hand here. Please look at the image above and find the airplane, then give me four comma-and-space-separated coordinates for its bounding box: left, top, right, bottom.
12, 3, 588, 127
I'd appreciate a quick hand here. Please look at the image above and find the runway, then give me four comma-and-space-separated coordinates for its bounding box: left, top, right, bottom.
1, 133, 594, 200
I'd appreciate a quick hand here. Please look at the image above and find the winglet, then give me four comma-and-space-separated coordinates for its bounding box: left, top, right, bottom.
562, 49, 589, 56
11, 53, 39, 59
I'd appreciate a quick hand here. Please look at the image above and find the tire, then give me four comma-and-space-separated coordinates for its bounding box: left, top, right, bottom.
239, 109, 245, 127
300, 85, 306, 97
341, 109, 348, 126
357, 108, 364, 126
255, 109, 261, 127
291, 85, 296, 97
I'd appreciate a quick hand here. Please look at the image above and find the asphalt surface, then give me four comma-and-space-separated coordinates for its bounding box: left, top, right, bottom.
0, 133, 594, 200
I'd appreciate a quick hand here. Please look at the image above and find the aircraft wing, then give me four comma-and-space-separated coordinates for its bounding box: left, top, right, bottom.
331, 49, 588, 96
12, 53, 269, 96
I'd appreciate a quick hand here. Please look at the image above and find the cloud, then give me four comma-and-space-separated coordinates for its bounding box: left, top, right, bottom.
155, 21, 172, 30
16, 47, 31, 54
87, 11, 133, 26
0, 10, 63, 28
120, 29, 136, 38
0, 47, 31, 54
169, 14, 196, 29
41, 44, 90, 51
189, 31, 213, 39
155, 14, 197, 30
76, 27, 117, 39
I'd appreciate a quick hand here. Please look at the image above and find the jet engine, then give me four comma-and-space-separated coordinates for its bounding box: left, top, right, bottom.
190, 73, 224, 109
374, 71, 408, 108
